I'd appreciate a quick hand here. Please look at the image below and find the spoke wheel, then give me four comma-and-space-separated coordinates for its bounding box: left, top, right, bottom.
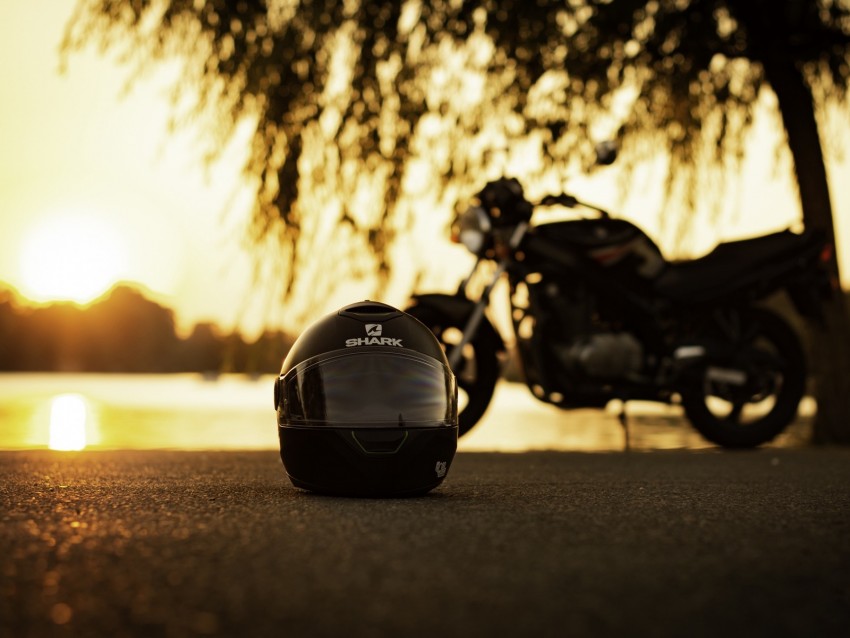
681, 308, 805, 448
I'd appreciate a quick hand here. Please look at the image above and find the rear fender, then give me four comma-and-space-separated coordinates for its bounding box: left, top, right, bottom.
786, 278, 830, 323
407, 293, 506, 354
785, 238, 834, 324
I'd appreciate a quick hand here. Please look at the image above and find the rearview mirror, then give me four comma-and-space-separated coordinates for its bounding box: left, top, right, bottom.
595, 140, 618, 166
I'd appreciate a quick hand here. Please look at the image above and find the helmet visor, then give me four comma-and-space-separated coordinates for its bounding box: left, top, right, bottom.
280, 350, 457, 428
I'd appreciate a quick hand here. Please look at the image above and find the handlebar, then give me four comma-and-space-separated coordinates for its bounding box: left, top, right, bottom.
475, 178, 611, 221
538, 194, 579, 208
536, 193, 610, 219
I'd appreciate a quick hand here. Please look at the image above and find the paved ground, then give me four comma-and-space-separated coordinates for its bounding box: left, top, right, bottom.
2, 448, 849, 638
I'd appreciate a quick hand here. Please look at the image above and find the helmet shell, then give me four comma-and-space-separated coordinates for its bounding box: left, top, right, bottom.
275, 301, 458, 497
279, 300, 450, 375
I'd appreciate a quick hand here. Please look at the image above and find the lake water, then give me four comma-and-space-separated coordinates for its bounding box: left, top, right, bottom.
0, 373, 813, 452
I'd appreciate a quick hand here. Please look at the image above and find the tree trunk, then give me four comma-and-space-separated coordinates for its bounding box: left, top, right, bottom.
757, 43, 850, 444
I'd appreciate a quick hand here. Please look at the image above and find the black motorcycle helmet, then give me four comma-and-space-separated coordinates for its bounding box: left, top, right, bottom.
274, 300, 458, 497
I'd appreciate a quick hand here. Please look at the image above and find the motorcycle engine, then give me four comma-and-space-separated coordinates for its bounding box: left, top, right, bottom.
533, 279, 644, 381
558, 332, 644, 380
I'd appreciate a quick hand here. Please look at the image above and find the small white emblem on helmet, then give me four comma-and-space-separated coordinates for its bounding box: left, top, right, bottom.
435, 461, 448, 478
365, 324, 382, 336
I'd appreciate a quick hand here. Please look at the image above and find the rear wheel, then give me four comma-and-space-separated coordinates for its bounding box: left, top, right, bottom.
681, 307, 806, 448
406, 305, 499, 437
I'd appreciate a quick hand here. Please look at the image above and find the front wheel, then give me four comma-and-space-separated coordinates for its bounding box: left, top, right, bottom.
406, 304, 499, 437
680, 307, 806, 448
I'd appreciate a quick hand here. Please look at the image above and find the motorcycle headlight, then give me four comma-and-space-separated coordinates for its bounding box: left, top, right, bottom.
453, 206, 491, 254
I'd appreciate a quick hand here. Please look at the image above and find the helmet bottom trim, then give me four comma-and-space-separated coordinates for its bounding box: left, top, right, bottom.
279, 425, 457, 498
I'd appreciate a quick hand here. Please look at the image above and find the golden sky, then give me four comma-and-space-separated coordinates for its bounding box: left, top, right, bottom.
0, 3, 279, 337
1, 3, 847, 340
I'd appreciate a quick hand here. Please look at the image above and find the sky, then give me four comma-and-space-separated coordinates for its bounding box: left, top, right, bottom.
1, 3, 848, 341
0, 2, 277, 337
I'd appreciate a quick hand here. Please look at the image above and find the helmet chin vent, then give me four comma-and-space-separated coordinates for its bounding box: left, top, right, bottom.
338, 300, 403, 322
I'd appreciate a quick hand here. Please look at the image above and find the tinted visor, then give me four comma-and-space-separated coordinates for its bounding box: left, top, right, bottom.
280, 350, 457, 428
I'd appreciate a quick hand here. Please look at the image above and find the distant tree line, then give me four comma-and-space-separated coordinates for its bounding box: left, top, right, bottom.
0, 285, 294, 374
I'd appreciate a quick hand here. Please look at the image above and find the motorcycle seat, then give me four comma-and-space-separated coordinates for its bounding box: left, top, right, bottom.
653, 229, 822, 302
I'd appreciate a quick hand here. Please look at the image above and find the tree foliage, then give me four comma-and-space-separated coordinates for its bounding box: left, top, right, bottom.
0, 286, 293, 373
64, 0, 847, 304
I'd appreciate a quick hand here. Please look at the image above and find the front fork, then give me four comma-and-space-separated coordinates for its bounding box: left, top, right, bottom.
449, 259, 507, 370
448, 223, 528, 370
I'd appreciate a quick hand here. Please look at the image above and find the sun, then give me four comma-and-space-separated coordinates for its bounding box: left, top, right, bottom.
19, 209, 129, 304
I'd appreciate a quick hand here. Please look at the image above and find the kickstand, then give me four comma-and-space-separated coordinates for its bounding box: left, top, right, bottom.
618, 402, 630, 452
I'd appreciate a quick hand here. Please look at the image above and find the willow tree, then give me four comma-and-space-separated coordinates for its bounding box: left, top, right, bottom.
64, 0, 850, 443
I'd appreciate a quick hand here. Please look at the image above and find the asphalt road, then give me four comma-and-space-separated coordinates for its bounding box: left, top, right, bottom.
2, 448, 849, 638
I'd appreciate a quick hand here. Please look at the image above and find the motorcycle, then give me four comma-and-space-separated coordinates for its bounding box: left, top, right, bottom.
405, 173, 833, 448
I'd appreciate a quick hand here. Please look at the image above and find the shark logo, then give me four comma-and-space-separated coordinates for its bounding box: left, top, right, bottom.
345, 322, 403, 347
435, 461, 448, 478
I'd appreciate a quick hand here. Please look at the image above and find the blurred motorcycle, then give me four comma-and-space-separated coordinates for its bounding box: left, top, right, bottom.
405, 165, 832, 448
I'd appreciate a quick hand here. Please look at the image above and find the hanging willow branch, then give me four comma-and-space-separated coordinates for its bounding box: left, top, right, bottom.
63, 0, 850, 312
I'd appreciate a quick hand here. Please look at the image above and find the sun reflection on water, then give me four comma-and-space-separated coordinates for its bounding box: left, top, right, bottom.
48, 394, 89, 451
0, 375, 813, 451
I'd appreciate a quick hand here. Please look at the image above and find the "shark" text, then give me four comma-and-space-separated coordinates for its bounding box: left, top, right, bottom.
345, 337, 404, 347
